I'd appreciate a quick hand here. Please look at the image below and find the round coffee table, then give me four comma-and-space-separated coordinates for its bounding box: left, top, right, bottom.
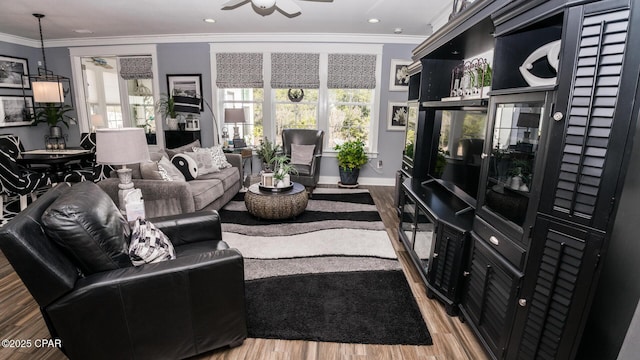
245, 182, 308, 220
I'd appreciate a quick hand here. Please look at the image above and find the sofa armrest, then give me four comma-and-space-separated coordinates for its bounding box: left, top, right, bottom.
150, 210, 222, 246
97, 178, 196, 218
225, 153, 243, 179
45, 249, 247, 360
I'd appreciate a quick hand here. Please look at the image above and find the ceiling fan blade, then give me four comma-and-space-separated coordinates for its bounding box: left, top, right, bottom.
221, 0, 249, 9
276, 0, 302, 15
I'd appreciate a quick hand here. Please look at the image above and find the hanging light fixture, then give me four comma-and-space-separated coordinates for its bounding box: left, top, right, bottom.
31, 13, 71, 104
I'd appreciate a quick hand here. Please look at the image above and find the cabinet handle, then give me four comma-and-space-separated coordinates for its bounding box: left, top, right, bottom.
553, 111, 564, 121
519, 299, 527, 307
481, 153, 488, 159
463, 271, 470, 276
489, 236, 500, 246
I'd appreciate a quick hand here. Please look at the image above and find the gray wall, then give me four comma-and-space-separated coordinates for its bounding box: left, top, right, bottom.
0, 39, 415, 182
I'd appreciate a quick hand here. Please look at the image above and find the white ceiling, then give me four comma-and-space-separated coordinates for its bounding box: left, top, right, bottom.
0, 0, 452, 44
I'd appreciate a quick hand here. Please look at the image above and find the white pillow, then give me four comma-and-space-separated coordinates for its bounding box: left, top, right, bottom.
171, 154, 199, 180
193, 145, 232, 169
185, 150, 219, 176
158, 156, 186, 182
291, 144, 316, 165
129, 218, 176, 266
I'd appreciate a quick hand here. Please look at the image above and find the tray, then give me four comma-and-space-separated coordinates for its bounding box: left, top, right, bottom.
259, 182, 293, 192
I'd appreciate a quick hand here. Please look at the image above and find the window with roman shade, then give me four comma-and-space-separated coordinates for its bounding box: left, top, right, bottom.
328, 54, 377, 89
119, 57, 153, 79
216, 53, 264, 88
271, 53, 320, 89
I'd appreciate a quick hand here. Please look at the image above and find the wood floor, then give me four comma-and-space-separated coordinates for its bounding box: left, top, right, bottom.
0, 185, 489, 360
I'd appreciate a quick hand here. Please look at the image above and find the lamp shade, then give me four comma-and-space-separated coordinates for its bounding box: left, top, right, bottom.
33, 81, 64, 103
224, 108, 246, 124
96, 128, 150, 165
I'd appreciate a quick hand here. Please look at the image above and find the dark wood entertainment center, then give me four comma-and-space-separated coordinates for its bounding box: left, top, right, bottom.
397, 0, 640, 359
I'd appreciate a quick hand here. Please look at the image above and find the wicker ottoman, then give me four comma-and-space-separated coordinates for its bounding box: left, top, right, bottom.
245, 182, 308, 220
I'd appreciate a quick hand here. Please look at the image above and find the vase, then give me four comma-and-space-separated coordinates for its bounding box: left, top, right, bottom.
510, 175, 523, 190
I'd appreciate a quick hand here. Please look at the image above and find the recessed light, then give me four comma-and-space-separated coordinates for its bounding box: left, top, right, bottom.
203, 18, 216, 23
73, 29, 93, 34
368, 18, 380, 24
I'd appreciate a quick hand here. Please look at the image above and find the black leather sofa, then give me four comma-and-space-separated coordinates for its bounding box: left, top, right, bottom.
0, 182, 247, 360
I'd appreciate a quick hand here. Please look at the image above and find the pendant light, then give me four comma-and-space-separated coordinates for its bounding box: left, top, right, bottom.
31, 13, 71, 104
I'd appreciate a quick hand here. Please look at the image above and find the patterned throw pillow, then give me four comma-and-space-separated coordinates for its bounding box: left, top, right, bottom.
193, 145, 232, 169
171, 154, 199, 180
158, 156, 186, 182
129, 218, 176, 266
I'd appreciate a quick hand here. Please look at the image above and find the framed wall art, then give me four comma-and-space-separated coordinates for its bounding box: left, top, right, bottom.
389, 59, 411, 91
167, 74, 203, 111
0, 96, 34, 127
0, 55, 30, 89
387, 101, 408, 131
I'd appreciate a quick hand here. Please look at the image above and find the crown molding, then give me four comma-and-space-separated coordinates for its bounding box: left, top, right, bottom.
0, 32, 426, 48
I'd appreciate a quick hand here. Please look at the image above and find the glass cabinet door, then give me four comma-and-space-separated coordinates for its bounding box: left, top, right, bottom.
403, 103, 418, 162
413, 207, 434, 273
400, 193, 417, 246
481, 93, 547, 229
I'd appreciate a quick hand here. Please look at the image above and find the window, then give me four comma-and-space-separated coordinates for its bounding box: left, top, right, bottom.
328, 89, 373, 149
212, 43, 382, 155
221, 88, 263, 146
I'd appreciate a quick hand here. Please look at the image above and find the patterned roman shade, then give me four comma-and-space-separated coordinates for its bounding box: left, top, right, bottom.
216, 53, 264, 88
119, 57, 153, 79
271, 53, 320, 89
328, 54, 377, 89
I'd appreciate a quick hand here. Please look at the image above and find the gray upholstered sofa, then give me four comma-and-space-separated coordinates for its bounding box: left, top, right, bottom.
98, 142, 242, 218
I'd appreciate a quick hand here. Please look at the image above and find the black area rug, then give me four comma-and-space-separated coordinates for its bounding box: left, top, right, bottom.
245, 270, 432, 345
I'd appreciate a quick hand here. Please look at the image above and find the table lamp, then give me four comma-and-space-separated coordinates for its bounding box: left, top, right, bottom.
96, 128, 150, 213
224, 108, 246, 140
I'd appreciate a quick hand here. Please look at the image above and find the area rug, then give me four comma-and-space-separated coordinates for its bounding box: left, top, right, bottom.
219, 188, 397, 260
245, 270, 432, 345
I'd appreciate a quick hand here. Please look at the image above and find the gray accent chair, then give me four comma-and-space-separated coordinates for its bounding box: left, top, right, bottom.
281, 129, 324, 189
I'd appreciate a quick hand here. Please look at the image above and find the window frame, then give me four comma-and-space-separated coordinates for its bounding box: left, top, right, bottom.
210, 43, 382, 156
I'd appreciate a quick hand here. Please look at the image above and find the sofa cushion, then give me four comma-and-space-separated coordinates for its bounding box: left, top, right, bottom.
140, 161, 164, 180
166, 139, 202, 158
41, 181, 132, 275
184, 150, 219, 176
171, 154, 199, 181
188, 179, 225, 210
196, 166, 241, 191
194, 145, 232, 169
129, 218, 176, 266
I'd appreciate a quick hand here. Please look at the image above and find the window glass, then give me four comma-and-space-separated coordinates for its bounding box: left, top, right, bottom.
328, 89, 373, 149
274, 89, 318, 144
221, 88, 264, 146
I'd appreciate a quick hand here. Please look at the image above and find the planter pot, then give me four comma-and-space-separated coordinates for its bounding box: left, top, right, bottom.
167, 117, 179, 130
339, 167, 360, 185
49, 125, 62, 138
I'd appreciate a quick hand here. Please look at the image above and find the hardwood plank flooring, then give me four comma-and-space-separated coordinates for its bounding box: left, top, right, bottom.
0, 185, 489, 360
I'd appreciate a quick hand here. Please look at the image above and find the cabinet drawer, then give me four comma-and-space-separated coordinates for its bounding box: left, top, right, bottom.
473, 216, 526, 270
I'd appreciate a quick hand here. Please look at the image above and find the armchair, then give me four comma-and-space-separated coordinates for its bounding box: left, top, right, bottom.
0, 182, 247, 360
282, 129, 324, 189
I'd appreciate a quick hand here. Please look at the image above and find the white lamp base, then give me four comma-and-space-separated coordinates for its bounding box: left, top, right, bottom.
116, 167, 135, 215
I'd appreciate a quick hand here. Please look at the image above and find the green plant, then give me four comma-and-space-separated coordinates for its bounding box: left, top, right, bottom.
435, 148, 449, 176
256, 137, 281, 168
155, 94, 177, 119
270, 155, 299, 181
508, 159, 531, 183
32, 104, 74, 128
335, 140, 368, 171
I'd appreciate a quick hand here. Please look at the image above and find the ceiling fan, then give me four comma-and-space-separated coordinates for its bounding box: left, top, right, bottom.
221, 0, 333, 17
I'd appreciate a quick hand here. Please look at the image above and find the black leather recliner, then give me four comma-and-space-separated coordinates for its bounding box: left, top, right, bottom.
282, 129, 324, 189
0, 183, 247, 360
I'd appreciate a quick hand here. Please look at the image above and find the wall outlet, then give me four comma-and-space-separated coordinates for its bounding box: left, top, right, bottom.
377, 160, 383, 168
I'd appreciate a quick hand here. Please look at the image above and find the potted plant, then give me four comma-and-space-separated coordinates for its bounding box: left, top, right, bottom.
256, 137, 281, 171
335, 140, 368, 186
156, 94, 179, 130
270, 155, 298, 188
33, 104, 74, 138
508, 159, 531, 191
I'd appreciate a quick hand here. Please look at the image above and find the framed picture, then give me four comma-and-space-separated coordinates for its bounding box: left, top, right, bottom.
387, 101, 408, 131
0, 55, 30, 89
167, 74, 203, 111
389, 59, 411, 91
0, 96, 34, 127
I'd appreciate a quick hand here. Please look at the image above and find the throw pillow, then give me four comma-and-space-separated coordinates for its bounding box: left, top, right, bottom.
184, 150, 219, 176
171, 154, 199, 180
129, 218, 176, 266
140, 161, 164, 180
41, 181, 132, 275
290, 144, 316, 165
194, 145, 232, 169
158, 156, 186, 182
166, 139, 202, 158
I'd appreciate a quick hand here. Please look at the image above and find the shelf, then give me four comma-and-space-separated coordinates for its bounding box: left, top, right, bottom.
422, 98, 488, 109
488, 179, 531, 197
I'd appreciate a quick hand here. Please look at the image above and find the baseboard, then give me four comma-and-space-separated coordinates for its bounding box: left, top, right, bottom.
318, 176, 395, 187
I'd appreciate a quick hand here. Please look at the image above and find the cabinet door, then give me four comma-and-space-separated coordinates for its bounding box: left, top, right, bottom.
413, 206, 434, 275
540, 1, 633, 231
399, 192, 417, 248
461, 235, 523, 360
509, 216, 604, 360
427, 223, 467, 302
